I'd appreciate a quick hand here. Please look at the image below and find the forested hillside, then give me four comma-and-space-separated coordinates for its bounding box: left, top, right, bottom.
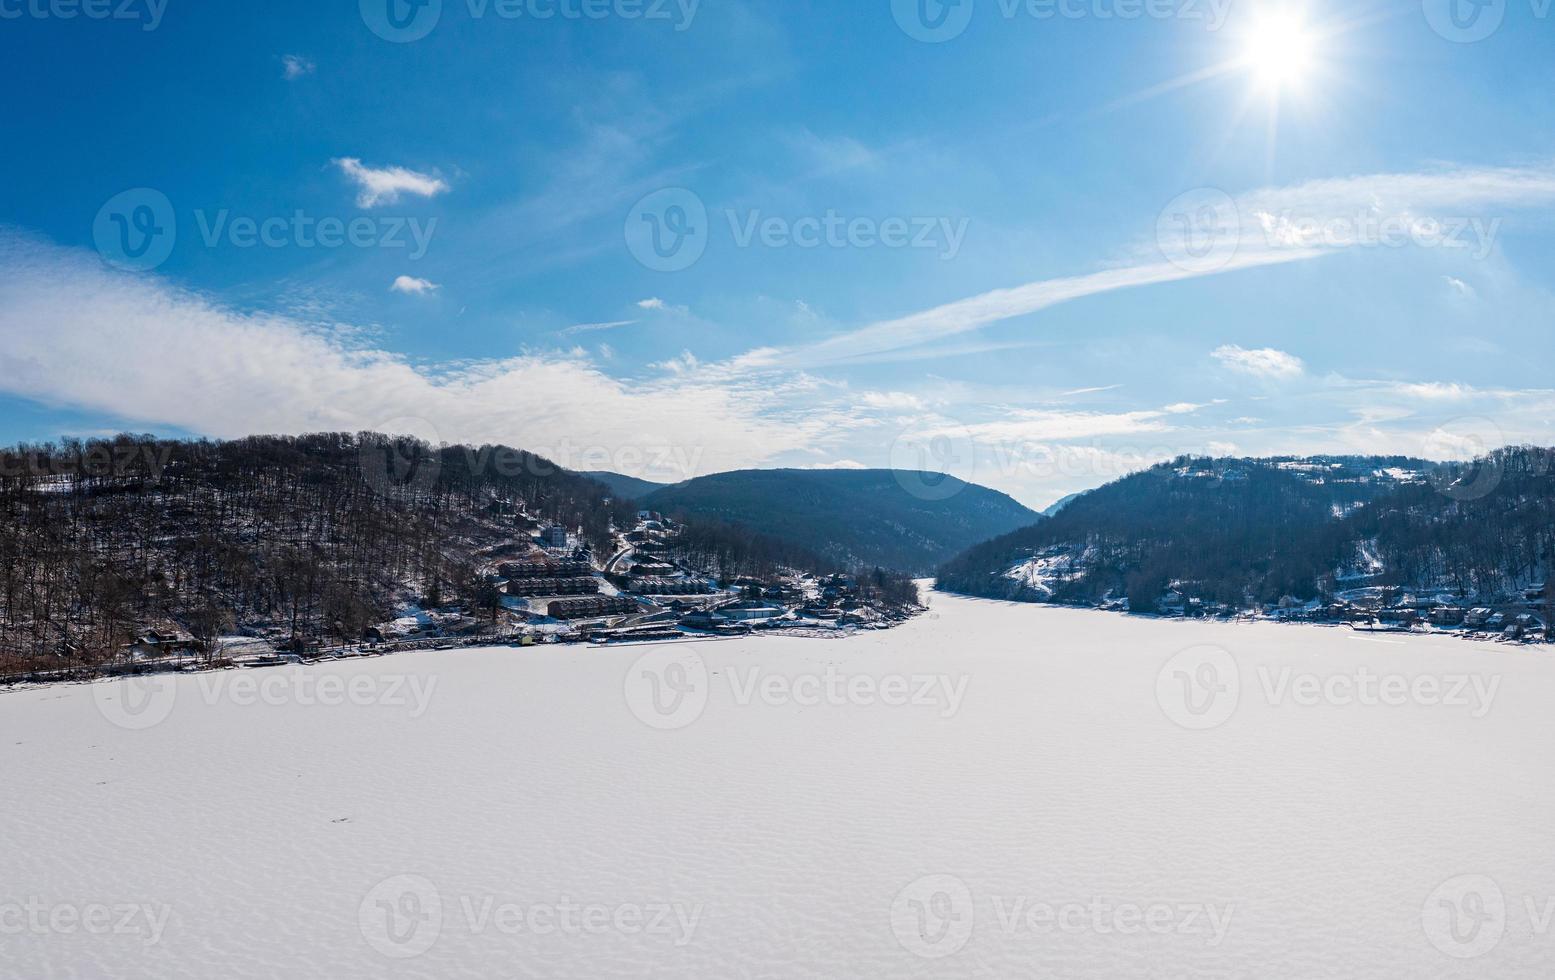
0, 433, 632, 674
937, 449, 1555, 612
643, 468, 1039, 574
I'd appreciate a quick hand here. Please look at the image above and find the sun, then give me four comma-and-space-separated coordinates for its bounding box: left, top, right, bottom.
1241, 10, 1318, 93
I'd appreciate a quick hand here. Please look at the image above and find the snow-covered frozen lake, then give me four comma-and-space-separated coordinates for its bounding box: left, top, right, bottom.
5, 590, 1554, 978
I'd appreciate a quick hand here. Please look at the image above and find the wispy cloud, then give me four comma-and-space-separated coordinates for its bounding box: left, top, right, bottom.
281, 54, 315, 80
1060, 384, 1124, 397
1212, 345, 1306, 379
758, 163, 1555, 368
1444, 275, 1476, 298
637, 297, 692, 315
560, 319, 636, 336
334, 158, 449, 209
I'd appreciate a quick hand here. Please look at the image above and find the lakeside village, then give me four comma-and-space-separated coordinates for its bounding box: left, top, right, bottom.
1153, 584, 1554, 643
1007, 548, 1554, 645
94, 513, 921, 677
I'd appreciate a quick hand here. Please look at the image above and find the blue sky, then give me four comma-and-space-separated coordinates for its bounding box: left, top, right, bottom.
2, 0, 1554, 507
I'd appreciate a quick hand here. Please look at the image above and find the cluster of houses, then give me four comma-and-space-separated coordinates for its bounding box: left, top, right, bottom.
108, 511, 917, 671
1154, 583, 1553, 643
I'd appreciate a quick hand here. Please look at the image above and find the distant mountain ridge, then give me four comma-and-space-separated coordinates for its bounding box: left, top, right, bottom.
639, 468, 1040, 574
579, 471, 668, 501
937, 450, 1555, 612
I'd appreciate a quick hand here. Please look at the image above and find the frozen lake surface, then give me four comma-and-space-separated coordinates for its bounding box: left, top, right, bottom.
4, 590, 1554, 977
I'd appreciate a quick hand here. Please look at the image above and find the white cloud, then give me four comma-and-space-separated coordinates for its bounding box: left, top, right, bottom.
637, 297, 666, 310
0, 236, 844, 484
1386, 381, 1476, 401
281, 55, 315, 80
858, 391, 926, 411
936, 406, 1188, 445
1212, 345, 1306, 379
1444, 275, 1476, 298
390, 275, 439, 295
796, 459, 869, 470
333, 158, 449, 209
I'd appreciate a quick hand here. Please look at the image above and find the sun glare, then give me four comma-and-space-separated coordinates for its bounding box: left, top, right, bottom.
1242, 11, 1317, 93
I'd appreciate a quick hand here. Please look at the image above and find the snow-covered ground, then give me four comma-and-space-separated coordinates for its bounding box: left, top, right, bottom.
4, 590, 1554, 977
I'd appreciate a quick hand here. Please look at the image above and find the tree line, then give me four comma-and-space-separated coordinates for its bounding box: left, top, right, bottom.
937, 449, 1555, 612
0, 432, 633, 675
